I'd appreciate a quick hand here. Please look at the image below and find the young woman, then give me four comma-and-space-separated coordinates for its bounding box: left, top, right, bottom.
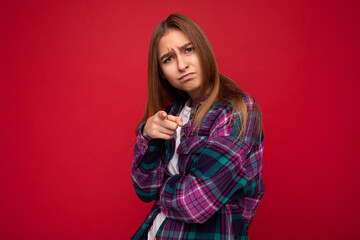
131, 13, 264, 240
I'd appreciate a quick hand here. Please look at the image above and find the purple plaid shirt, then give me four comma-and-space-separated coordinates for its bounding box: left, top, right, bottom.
131, 94, 264, 240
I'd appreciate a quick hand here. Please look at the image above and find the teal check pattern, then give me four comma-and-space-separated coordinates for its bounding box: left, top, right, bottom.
131, 94, 264, 239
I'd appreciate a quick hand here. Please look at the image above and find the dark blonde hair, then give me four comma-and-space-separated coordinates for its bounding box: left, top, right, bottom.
136, 13, 261, 138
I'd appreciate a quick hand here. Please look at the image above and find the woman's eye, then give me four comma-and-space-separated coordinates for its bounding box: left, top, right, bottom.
164, 56, 174, 63
185, 47, 193, 53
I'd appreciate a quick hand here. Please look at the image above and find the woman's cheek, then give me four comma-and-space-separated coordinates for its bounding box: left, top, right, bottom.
162, 65, 176, 81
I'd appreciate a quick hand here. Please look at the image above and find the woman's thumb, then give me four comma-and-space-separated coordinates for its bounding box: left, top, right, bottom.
175, 117, 183, 127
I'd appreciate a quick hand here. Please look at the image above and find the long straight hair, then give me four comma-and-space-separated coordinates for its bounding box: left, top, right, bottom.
136, 13, 261, 138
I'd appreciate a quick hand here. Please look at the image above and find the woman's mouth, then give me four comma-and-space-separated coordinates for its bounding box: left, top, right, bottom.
179, 72, 195, 81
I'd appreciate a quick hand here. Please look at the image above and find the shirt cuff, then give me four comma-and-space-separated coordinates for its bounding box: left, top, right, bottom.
136, 122, 151, 155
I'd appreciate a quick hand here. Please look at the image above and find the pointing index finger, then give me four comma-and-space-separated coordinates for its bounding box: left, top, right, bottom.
158, 110, 167, 119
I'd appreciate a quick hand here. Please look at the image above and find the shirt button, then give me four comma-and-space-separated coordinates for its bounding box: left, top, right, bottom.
141, 142, 146, 148
181, 132, 185, 137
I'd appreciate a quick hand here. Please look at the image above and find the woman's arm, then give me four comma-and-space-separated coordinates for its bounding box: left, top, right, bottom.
131, 111, 183, 202
158, 98, 264, 223
131, 121, 167, 202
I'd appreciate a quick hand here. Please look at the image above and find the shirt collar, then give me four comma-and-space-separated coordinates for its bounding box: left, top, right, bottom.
189, 93, 211, 108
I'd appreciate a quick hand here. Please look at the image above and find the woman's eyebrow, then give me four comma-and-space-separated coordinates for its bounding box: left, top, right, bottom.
160, 42, 193, 61
179, 42, 192, 50
160, 52, 172, 61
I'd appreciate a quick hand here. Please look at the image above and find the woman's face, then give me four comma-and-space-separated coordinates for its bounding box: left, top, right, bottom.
158, 29, 203, 100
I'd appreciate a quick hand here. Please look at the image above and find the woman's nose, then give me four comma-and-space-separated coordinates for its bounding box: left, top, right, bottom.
177, 56, 189, 71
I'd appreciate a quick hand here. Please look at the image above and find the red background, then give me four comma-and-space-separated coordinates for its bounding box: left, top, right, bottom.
1, 0, 359, 239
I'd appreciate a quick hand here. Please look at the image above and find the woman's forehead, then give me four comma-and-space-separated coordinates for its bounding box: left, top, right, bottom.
158, 30, 191, 55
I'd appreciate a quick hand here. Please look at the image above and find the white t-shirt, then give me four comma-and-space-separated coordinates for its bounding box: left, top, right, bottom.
147, 102, 192, 240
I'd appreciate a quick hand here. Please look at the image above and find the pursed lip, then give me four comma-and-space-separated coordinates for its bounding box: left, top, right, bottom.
178, 72, 195, 81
